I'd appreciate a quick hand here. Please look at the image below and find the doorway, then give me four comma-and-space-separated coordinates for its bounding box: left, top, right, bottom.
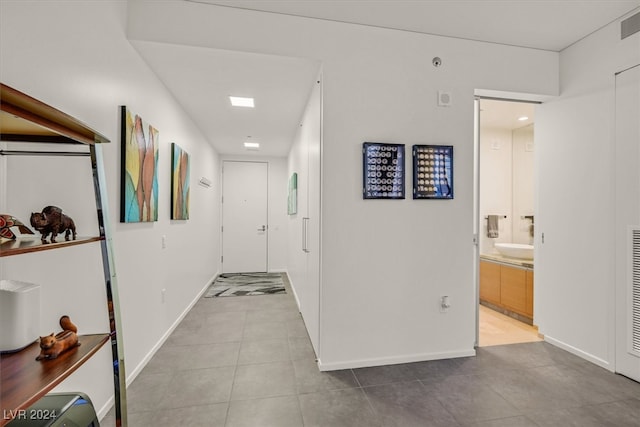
475, 98, 542, 347
221, 160, 268, 273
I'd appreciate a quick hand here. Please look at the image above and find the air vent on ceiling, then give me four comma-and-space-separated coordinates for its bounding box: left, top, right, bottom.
621, 11, 640, 40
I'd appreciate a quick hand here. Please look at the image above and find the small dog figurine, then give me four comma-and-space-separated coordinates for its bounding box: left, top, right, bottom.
30, 206, 76, 243
36, 315, 80, 361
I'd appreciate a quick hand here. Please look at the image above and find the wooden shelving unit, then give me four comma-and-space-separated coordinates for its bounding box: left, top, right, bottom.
0, 236, 103, 257
0, 83, 127, 426
0, 334, 109, 424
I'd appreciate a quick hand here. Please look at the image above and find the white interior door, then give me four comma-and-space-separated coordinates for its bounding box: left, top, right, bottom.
615, 64, 640, 382
222, 161, 268, 273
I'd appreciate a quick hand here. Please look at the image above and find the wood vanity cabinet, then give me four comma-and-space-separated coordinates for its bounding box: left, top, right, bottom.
479, 261, 501, 305
500, 265, 527, 314
480, 260, 533, 320
525, 269, 533, 317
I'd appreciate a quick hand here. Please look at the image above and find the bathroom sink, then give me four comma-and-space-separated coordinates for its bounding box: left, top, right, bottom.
494, 243, 534, 260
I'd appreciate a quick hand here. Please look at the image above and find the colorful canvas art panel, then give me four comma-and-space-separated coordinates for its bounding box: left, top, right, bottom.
120, 106, 159, 222
171, 143, 190, 220
288, 172, 297, 215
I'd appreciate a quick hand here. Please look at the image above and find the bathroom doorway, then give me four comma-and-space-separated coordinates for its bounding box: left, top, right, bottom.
475, 98, 542, 347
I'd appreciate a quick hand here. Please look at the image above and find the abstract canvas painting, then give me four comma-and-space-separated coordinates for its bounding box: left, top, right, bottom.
288, 172, 297, 215
171, 143, 190, 220
120, 106, 159, 222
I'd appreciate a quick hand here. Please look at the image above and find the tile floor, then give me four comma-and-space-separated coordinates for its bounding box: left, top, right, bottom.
103, 275, 640, 426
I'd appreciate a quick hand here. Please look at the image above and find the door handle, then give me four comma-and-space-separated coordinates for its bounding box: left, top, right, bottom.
257, 225, 266, 232
302, 217, 310, 253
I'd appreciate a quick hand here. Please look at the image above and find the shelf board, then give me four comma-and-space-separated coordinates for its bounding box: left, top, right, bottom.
0, 333, 110, 425
0, 236, 103, 257
0, 83, 110, 145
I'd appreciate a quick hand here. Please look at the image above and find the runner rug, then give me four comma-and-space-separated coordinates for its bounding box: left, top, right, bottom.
204, 272, 285, 297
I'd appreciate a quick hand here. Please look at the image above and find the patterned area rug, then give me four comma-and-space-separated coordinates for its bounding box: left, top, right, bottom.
204, 272, 286, 297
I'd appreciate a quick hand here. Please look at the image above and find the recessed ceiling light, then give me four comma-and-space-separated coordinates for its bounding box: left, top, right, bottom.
518, 116, 529, 121
244, 142, 260, 150
229, 96, 254, 108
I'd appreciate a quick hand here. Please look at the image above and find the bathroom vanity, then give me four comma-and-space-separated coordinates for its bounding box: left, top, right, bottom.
480, 255, 533, 324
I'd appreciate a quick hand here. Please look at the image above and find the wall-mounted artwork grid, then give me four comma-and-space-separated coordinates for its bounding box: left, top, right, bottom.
171, 143, 190, 220
120, 106, 159, 222
413, 145, 453, 199
363, 142, 405, 199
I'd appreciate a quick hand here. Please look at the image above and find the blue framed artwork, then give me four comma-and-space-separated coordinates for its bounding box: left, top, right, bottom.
363, 142, 405, 199
412, 145, 453, 199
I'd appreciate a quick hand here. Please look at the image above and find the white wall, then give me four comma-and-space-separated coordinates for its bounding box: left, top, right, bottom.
128, 0, 560, 369
0, 0, 220, 418
219, 155, 289, 272
512, 124, 535, 245
479, 127, 513, 253
535, 8, 640, 369
479, 124, 535, 254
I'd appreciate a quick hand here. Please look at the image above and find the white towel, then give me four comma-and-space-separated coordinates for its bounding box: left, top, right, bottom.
487, 215, 499, 238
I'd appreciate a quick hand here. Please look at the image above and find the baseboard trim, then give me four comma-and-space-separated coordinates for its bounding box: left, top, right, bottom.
544, 335, 612, 372
125, 270, 218, 384
284, 270, 302, 311
99, 271, 219, 421
317, 348, 476, 372
96, 396, 114, 422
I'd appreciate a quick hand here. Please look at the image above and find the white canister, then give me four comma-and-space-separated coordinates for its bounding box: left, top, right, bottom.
0, 279, 41, 353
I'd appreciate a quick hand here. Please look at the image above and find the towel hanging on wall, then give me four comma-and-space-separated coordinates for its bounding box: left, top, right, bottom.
487, 215, 500, 238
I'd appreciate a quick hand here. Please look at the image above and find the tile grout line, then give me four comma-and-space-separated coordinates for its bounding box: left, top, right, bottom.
223, 303, 248, 426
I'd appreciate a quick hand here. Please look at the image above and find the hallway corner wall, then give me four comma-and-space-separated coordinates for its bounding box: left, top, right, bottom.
128, 1, 559, 369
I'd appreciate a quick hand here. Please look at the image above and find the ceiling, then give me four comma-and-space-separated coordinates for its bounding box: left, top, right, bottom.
132, 41, 320, 157
199, 0, 640, 51
480, 99, 535, 130
133, 0, 639, 156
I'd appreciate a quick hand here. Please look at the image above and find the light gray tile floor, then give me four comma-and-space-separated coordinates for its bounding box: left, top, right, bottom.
103, 274, 640, 426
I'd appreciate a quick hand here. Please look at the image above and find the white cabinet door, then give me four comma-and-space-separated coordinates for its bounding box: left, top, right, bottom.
304, 78, 322, 356
615, 64, 640, 382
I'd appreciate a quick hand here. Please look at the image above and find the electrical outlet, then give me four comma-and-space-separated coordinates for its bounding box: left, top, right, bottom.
161, 288, 166, 303
440, 295, 451, 312
161, 235, 166, 249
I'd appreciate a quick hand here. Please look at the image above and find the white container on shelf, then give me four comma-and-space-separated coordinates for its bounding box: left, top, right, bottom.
0, 279, 41, 353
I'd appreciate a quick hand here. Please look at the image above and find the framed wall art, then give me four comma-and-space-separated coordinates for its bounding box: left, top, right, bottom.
363, 142, 405, 199
171, 143, 190, 220
288, 172, 297, 215
412, 145, 453, 199
120, 106, 159, 222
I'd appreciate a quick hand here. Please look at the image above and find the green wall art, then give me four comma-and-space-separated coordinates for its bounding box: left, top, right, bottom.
171, 143, 190, 220
288, 172, 297, 215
